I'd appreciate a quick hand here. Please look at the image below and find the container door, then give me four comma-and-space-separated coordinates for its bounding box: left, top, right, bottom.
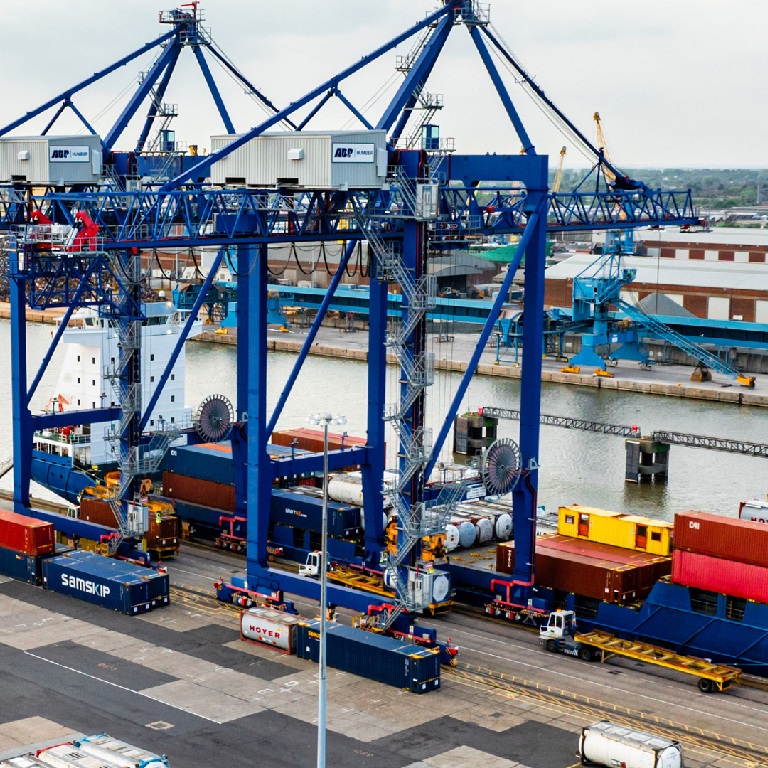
635, 525, 648, 550
577, 514, 589, 537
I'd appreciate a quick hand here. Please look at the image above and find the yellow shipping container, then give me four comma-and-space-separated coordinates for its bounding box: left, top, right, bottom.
557, 505, 672, 555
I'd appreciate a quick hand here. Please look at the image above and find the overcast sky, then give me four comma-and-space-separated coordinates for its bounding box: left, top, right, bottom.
0, 1, 765, 169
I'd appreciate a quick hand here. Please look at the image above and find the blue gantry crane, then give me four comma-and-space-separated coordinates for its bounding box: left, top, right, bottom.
2, 1, 697, 615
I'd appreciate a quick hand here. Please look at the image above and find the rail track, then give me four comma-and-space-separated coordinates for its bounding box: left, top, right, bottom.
448, 663, 768, 768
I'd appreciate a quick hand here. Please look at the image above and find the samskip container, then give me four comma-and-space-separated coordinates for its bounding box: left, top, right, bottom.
42, 550, 168, 615
0, 508, 55, 556
296, 620, 440, 693
0, 544, 42, 584
674, 511, 768, 567
672, 550, 768, 603
240, 607, 303, 653
579, 720, 682, 768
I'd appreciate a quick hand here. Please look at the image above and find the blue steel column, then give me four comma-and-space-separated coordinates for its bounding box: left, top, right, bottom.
512, 184, 549, 589
238, 242, 271, 574
361, 260, 388, 567
9, 237, 32, 511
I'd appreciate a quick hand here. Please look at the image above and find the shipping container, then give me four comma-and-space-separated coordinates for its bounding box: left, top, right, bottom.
558, 505, 672, 555
674, 511, 768, 567
0, 545, 43, 584
42, 550, 169, 615
36, 744, 122, 768
271, 427, 367, 454
537, 535, 672, 582
163, 443, 235, 485
240, 607, 304, 653
296, 620, 440, 693
144, 514, 179, 554
210, 130, 388, 189
579, 721, 682, 768
0, 508, 55, 556
739, 499, 768, 524
271, 489, 362, 538
0, 134, 103, 185
73, 734, 169, 768
162, 471, 235, 512
672, 550, 768, 604
496, 541, 650, 604
78, 496, 119, 529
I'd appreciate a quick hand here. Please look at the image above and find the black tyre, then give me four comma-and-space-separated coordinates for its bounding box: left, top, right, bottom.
579, 646, 594, 662
698, 678, 714, 693
546, 639, 557, 653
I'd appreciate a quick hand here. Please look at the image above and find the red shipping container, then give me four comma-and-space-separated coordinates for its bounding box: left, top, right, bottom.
271, 428, 367, 453
672, 549, 768, 604
0, 508, 54, 556
674, 511, 768, 568
162, 472, 235, 512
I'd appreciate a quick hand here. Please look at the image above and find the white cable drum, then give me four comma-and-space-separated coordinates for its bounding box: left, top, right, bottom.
444, 524, 460, 552
475, 516, 494, 544
457, 520, 476, 549
495, 513, 513, 541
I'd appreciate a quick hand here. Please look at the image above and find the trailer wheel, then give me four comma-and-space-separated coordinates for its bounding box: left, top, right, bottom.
579, 646, 594, 662
698, 678, 714, 693
546, 639, 557, 653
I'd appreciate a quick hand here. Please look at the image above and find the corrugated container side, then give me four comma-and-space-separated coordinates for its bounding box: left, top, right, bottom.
42, 551, 154, 615
162, 472, 235, 512
296, 620, 440, 693
0, 545, 42, 584
78, 497, 119, 529
497, 541, 647, 604
672, 550, 768, 603
163, 445, 234, 485
144, 515, 179, 550
674, 511, 768, 567
271, 427, 366, 452
0, 508, 55, 556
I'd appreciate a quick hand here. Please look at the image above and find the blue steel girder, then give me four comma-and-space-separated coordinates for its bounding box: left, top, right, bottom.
192, 46, 235, 135
136, 44, 183, 152
165, 2, 460, 189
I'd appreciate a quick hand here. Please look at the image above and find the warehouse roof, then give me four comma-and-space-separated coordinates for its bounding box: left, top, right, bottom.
546, 252, 768, 291
634, 226, 768, 248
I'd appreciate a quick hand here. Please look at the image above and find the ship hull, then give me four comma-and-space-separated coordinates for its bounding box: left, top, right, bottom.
30, 450, 113, 506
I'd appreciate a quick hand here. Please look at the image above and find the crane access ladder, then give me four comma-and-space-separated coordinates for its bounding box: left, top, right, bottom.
615, 299, 755, 388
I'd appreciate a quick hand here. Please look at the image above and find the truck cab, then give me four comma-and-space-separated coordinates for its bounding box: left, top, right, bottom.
299, 551, 322, 577
539, 610, 577, 641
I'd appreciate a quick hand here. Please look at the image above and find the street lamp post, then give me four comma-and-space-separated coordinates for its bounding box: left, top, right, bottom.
307, 412, 346, 768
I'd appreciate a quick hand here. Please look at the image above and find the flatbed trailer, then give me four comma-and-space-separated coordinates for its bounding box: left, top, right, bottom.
575, 630, 743, 693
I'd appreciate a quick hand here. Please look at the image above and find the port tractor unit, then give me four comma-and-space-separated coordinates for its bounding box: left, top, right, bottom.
4, 1, 697, 627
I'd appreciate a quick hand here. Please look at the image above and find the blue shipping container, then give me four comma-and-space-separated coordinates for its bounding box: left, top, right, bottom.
42, 550, 169, 615
296, 620, 440, 693
0, 544, 42, 584
164, 444, 234, 485
271, 490, 362, 538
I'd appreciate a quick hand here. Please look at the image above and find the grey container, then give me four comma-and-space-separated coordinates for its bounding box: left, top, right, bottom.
0, 134, 102, 184
296, 620, 440, 694
209, 130, 388, 189
42, 550, 168, 615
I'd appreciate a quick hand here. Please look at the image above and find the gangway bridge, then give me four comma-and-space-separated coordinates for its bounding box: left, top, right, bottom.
480, 407, 768, 458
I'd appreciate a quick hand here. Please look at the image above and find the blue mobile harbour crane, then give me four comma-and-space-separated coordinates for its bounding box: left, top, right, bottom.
2, 2, 696, 635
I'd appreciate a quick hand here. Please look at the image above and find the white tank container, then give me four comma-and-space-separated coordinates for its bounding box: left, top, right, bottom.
35, 746, 115, 768
74, 734, 167, 768
240, 607, 304, 652
457, 520, 477, 549
474, 516, 493, 544
579, 721, 682, 768
495, 512, 513, 541
327, 475, 364, 507
444, 524, 460, 552
0, 757, 48, 767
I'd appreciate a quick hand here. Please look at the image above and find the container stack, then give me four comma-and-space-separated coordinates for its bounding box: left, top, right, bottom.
672, 511, 768, 603
494, 505, 673, 605
0, 508, 55, 584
